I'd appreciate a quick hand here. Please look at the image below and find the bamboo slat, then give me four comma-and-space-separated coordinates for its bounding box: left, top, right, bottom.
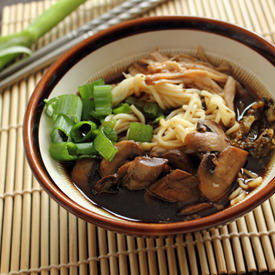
146, 238, 157, 275
136, 237, 148, 275
117, 233, 128, 275
194, 232, 209, 275
185, 234, 199, 275
107, 231, 118, 275
126, 236, 138, 275
0, 0, 275, 274
165, 236, 177, 275
228, 221, 246, 274
155, 237, 167, 275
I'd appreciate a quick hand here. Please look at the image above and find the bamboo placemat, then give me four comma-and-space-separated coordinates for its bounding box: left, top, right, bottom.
0, 0, 275, 274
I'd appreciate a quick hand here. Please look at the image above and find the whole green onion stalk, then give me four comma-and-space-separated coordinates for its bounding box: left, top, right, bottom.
0, 0, 87, 71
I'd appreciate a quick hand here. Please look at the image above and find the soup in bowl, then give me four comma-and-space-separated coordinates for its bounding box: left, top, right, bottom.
24, 16, 275, 235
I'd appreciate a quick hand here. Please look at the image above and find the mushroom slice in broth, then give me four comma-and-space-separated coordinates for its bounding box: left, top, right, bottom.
119, 156, 169, 190
72, 158, 100, 191
100, 140, 144, 177
151, 149, 195, 174
183, 120, 230, 154
198, 146, 248, 202
148, 169, 200, 203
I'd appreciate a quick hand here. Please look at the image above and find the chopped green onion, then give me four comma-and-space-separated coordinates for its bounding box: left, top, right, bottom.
79, 79, 104, 98
78, 79, 105, 120
103, 119, 116, 128
113, 103, 131, 114
79, 83, 95, 120
49, 142, 78, 161
45, 94, 83, 123
49, 141, 98, 161
70, 121, 97, 143
101, 120, 117, 143
50, 114, 74, 143
143, 101, 162, 118
125, 96, 163, 119
93, 85, 112, 116
153, 114, 164, 124
81, 98, 94, 121
50, 129, 65, 143
128, 122, 153, 142
44, 97, 57, 118
93, 129, 100, 136
75, 142, 97, 156
125, 96, 135, 106
94, 129, 118, 161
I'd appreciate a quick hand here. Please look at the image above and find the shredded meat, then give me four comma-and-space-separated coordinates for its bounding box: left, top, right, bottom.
223, 76, 236, 111
128, 48, 234, 94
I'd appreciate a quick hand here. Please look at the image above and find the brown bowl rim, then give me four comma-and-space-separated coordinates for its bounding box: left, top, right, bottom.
24, 16, 275, 236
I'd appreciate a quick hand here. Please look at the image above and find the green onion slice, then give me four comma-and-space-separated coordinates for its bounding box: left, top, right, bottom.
79, 79, 104, 120
127, 122, 153, 142
153, 114, 164, 124
93, 85, 112, 116
79, 79, 104, 98
70, 121, 97, 143
75, 142, 97, 156
45, 94, 82, 123
112, 103, 131, 114
101, 120, 117, 143
49, 141, 98, 161
143, 101, 163, 118
81, 98, 94, 121
44, 97, 57, 118
49, 142, 78, 161
50, 114, 74, 143
125, 96, 163, 119
94, 129, 118, 161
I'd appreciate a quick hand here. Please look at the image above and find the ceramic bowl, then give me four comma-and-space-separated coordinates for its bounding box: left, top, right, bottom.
24, 16, 275, 236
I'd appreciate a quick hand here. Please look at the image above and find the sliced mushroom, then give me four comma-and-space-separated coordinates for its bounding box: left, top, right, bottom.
198, 146, 248, 202
148, 169, 200, 203
223, 76, 236, 111
178, 202, 213, 216
93, 175, 118, 194
71, 158, 100, 191
151, 149, 195, 173
183, 120, 230, 153
118, 157, 169, 190
100, 140, 144, 177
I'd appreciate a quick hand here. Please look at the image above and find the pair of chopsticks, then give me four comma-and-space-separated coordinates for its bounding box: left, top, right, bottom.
0, 0, 166, 90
